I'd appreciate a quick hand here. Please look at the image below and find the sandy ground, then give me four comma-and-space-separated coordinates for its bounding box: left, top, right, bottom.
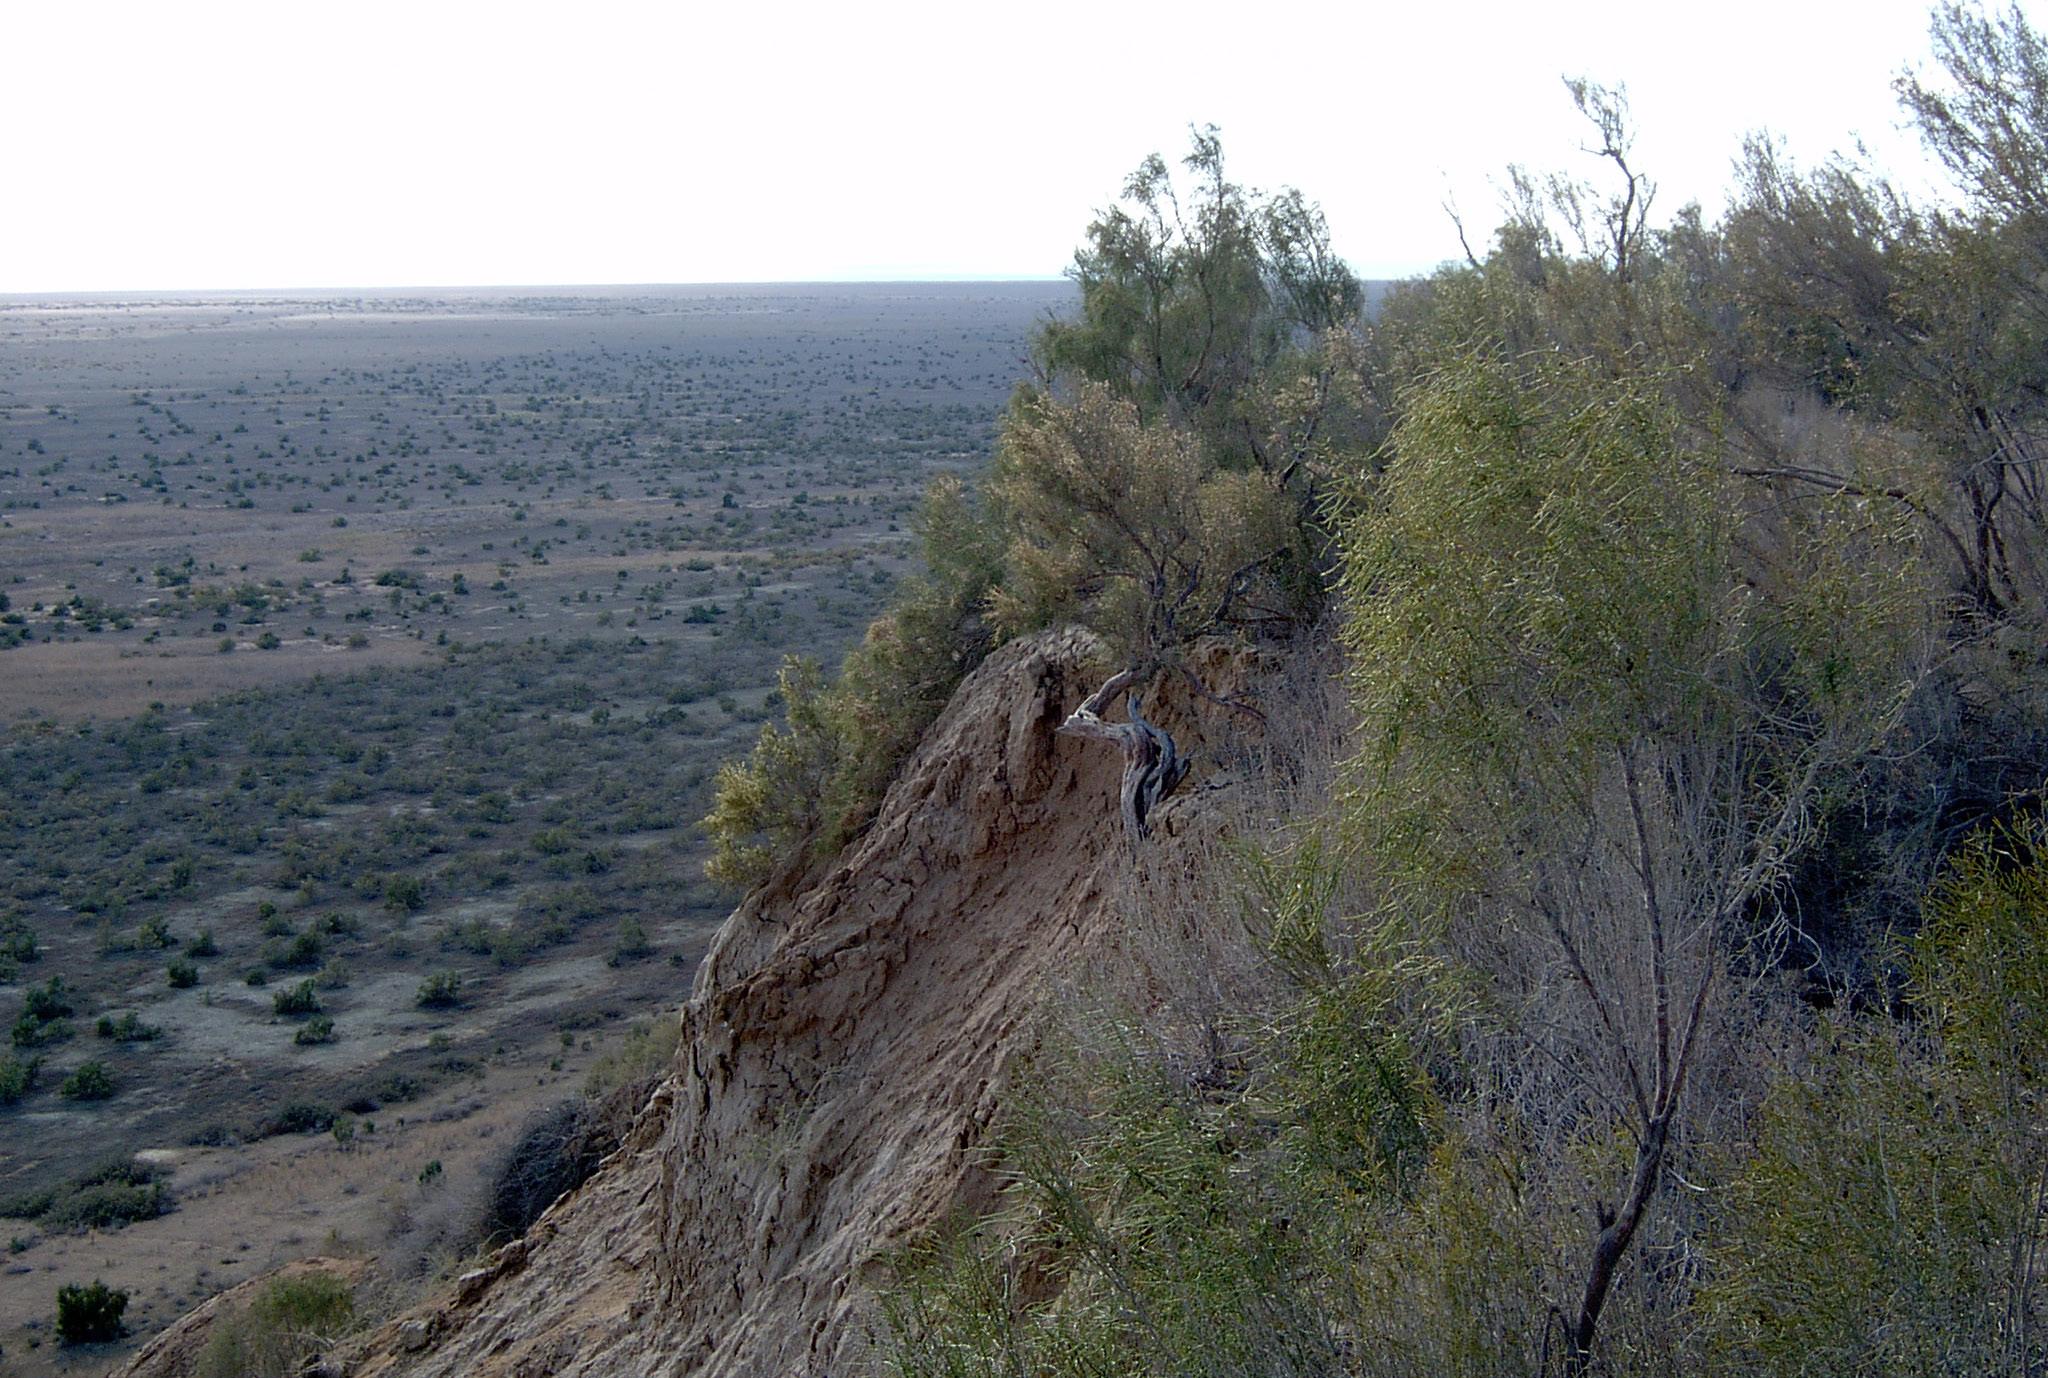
0, 1014, 652, 1377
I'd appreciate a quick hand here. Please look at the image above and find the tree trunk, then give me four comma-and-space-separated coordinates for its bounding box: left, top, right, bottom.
1567, 1113, 1670, 1373
1056, 668, 1191, 844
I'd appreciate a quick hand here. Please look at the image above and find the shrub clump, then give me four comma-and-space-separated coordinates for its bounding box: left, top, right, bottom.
261, 1101, 337, 1137
271, 979, 321, 1017
4, 1157, 171, 1231
59, 1060, 115, 1101
0, 1053, 37, 1106
196, 1270, 355, 1378
55, 1279, 128, 1344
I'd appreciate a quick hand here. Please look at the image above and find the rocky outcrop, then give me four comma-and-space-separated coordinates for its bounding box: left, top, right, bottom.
326, 628, 1250, 1377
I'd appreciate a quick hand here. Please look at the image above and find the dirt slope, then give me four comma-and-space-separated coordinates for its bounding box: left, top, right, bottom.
155, 627, 1245, 1378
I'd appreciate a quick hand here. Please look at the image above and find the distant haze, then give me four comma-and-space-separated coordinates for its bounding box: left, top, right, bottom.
1, 0, 2003, 293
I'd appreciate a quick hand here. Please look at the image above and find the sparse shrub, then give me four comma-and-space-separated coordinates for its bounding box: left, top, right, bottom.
271, 979, 320, 1017
383, 874, 425, 914
166, 958, 199, 988
262, 1101, 336, 1137
185, 927, 217, 956
20, 974, 72, 1025
0, 1053, 37, 1105
606, 916, 651, 966
59, 1060, 115, 1101
277, 929, 324, 969
294, 1015, 336, 1046
10, 1158, 170, 1230
55, 1279, 128, 1344
94, 1011, 161, 1042
415, 971, 461, 1009
198, 1271, 355, 1378
583, 1017, 681, 1098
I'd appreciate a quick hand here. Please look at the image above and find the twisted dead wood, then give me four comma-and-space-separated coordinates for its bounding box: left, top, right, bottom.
1056, 668, 1191, 844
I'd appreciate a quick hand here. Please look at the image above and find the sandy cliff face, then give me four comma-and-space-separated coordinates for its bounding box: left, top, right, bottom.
319, 627, 1245, 1378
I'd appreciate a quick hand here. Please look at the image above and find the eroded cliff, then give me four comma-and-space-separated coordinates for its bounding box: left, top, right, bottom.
322, 627, 1254, 1378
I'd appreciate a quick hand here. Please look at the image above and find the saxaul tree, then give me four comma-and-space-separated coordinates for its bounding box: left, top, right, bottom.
991, 384, 1298, 842
1005, 131, 1367, 840
1343, 351, 1919, 1369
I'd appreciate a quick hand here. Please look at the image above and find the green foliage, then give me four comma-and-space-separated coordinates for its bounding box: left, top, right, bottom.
196, 1270, 355, 1378
1349, 347, 1913, 911
884, 839, 1470, 1377
987, 384, 1300, 661
701, 656, 841, 887
271, 979, 321, 1017
415, 971, 461, 1009
383, 873, 426, 913
1698, 818, 2048, 1375
1036, 126, 1360, 456
0, 1053, 37, 1105
294, 1014, 336, 1046
59, 1060, 114, 1101
702, 134, 1359, 890
166, 958, 200, 988
702, 477, 1003, 885
55, 1279, 128, 1345
607, 915, 651, 966
6, 1157, 170, 1231
20, 973, 72, 1025
95, 1010, 161, 1042
261, 1101, 336, 1136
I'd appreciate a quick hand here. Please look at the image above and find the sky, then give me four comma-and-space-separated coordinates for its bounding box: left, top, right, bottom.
0, 0, 2026, 293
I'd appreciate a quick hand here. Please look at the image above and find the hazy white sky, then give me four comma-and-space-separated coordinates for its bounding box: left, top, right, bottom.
0, 0, 2022, 292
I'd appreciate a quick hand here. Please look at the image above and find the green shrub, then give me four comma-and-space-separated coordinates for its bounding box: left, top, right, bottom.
166, 958, 199, 988
55, 1279, 127, 1344
95, 1011, 161, 1042
261, 1101, 336, 1137
271, 980, 320, 1017
7, 1158, 171, 1231
0, 1053, 37, 1105
12, 974, 74, 1048
59, 1061, 114, 1101
293, 1015, 336, 1046
606, 916, 651, 966
415, 972, 461, 1009
1699, 818, 2048, 1375
582, 1017, 681, 1099
702, 477, 1001, 887
383, 874, 426, 913
195, 1270, 354, 1378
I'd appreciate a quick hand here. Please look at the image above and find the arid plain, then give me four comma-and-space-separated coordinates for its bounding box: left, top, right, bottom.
0, 282, 1068, 1371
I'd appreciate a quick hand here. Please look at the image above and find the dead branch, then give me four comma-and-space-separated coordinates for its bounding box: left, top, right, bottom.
1057, 668, 1194, 844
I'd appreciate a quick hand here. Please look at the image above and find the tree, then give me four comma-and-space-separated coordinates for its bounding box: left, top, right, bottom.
1342, 350, 1918, 1367
1001, 132, 1365, 840
1718, 4, 2048, 623
988, 385, 1299, 841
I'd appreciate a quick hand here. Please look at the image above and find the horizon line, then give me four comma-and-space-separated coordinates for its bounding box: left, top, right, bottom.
0, 275, 1086, 300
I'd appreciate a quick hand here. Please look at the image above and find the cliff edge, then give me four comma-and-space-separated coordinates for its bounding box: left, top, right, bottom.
323, 627, 1250, 1378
